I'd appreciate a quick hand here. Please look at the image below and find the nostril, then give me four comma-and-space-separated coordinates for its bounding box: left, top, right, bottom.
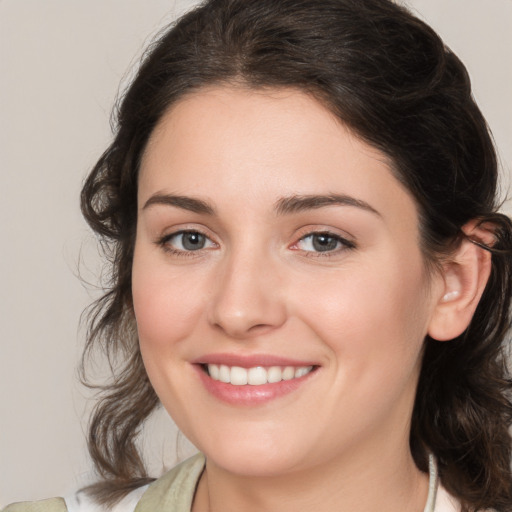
249, 323, 272, 332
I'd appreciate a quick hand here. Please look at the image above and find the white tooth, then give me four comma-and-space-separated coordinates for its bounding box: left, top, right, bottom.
208, 364, 220, 380
248, 366, 267, 385
230, 366, 248, 385
295, 366, 312, 378
267, 366, 283, 383
282, 366, 295, 380
212, 364, 311, 385
219, 365, 231, 383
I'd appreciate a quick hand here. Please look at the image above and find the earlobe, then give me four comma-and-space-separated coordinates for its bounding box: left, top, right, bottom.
427, 222, 493, 342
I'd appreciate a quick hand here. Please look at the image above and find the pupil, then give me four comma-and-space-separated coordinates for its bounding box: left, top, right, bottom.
182, 232, 205, 250
312, 234, 337, 252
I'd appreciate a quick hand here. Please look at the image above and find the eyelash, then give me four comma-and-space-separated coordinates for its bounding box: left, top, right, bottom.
156, 229, 356, 258
157, 230, 217, 258
292, 231, 356, 257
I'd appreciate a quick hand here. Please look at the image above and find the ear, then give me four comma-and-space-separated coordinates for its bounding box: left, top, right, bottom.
427, 221, 493, 341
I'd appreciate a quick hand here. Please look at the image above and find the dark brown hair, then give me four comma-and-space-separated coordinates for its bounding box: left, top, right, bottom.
80, 0, 512, 509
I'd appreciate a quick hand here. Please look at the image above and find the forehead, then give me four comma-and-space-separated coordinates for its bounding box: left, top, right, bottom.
138, 86, 417, 226
141, 86, 355, 177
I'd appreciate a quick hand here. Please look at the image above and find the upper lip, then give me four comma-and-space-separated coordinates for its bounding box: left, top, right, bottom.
192, 353, 318, 368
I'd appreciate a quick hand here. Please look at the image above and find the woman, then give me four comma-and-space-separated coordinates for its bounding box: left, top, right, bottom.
4, 0, 512, 511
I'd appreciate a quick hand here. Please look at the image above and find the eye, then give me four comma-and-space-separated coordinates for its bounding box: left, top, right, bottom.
294, 232, 354, 253
160, 230, 216, 253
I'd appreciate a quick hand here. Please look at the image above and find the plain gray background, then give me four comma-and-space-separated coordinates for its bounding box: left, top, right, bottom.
1, 0, 511, 505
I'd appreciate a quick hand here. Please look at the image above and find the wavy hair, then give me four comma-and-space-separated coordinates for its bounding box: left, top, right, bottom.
80, 0, 512, 509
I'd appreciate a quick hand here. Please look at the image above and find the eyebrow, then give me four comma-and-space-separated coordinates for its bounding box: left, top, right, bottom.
142, 192, 380, 217
274, 194, 381, 217
143, 194, 215, 214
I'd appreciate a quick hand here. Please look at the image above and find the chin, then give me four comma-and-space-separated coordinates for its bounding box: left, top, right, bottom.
193, 425, 311, 477
206, 449, 304, 478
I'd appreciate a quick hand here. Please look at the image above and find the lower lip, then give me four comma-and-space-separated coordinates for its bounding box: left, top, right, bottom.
195, 365, 316, 405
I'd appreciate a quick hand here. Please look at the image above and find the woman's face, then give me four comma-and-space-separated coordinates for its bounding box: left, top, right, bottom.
133, 86, 443, 476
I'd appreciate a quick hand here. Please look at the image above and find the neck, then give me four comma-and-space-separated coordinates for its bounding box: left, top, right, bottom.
193, 444, 429, 512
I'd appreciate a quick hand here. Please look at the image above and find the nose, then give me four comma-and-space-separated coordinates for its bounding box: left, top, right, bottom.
207, 247, 287, 339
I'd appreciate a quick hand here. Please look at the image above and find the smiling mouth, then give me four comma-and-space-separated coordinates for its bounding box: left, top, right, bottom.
203, 364, 316, 386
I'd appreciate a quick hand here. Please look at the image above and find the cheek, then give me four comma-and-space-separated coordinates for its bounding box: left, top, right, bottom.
295, 251, 432, 372
131, 250, 207, 355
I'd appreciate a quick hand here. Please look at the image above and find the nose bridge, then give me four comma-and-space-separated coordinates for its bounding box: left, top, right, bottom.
208, 238, 286, 338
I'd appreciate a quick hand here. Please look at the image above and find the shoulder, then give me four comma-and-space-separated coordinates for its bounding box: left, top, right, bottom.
435, 485, 460, 512
435, 486, 497, 512
1, 454, 204, 512
63, 453, 205, 512
134, 453, 205, 512
1, 498, 67, 512
64, 484, 149, 512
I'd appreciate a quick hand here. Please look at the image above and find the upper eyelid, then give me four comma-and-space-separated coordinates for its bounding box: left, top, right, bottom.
293, 225, 356, 244
159, 229, 215, 244
155, 225, 356, 249
156, 230, 217, 258
158, 225, 215, 240
293, 232, 355, 249
299, 230, 353, 241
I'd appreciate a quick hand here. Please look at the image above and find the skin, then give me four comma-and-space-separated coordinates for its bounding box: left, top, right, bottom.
132, 86, 449, 512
